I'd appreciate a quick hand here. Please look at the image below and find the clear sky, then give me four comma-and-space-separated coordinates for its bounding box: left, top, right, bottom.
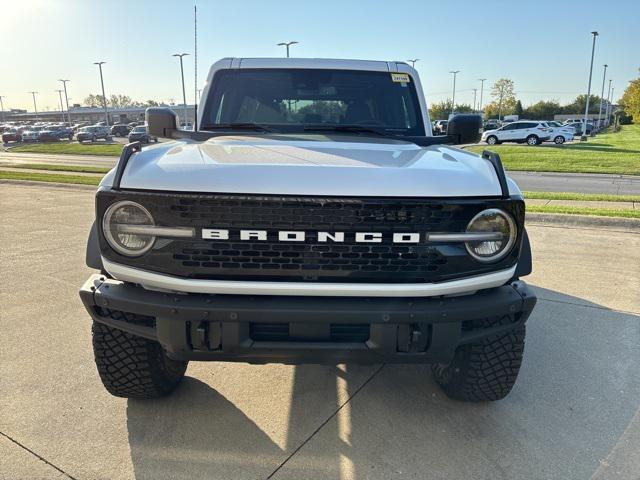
1, 0, 638, 112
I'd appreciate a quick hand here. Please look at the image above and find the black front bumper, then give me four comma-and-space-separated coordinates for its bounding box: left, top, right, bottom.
80, 275, 536, 364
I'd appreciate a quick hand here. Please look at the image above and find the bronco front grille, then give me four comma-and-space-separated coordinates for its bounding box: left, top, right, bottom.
97, 192, 524, 283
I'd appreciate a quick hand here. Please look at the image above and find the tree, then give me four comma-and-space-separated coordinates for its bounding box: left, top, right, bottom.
514, 100, 524, 117
619, 69, 640, 123
83, 94, 105, 108
429, 100, 474, 120
522, 100, 562, 120
145, 100, 160, 107
108, 94, 133, 108
562, 94, 602, 114
482, 78, 517, 119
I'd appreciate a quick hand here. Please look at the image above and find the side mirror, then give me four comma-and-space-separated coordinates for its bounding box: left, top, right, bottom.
446, 114, 483, 144
146, 107, 178, 138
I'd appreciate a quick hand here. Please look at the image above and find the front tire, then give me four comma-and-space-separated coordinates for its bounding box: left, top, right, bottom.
486, 135, 498, 145
554, 135, 565, 144
92, 321, 187, 399
432, 316, 525, 401
526, 135, 539, 146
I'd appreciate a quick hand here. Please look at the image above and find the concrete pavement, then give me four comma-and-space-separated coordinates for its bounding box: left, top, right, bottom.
1, 183, 639, 480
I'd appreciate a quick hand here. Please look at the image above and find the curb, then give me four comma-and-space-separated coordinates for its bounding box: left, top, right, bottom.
526, 212, 640, 230
0, 179, 97, 191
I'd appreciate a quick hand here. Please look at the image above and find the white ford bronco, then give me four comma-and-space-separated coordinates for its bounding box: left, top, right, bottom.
80, 58, 536, 402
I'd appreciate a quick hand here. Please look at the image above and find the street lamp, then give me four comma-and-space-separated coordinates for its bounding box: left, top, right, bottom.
55, 89, 65, 122
277, 41, 298, 58
605, 79, 612, 126
0, 95, 5, 122
472, 88, 478, 112
173, 53, 190, 128
28, 91, 38, 119
93, 62, 109, 126
581, 31, 599, 141
449, 71, 460, 117
58, 79, 71, 125
597, 64, 608, 131
406, 59, 419, 68
478, 78, 486, 115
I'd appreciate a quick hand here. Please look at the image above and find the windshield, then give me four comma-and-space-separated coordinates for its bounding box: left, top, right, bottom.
201, 69, 425, 135
133, 126, 146, 132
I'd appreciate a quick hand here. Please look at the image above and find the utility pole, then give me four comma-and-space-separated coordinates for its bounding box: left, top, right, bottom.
472, 88, 478, 112
94, 62, 109, 126
0, 95, 5, 122
581, 31, 599, 141
173, 53, 190, 127
596, 64, 607, 131
406, 59, 419, 68
449, 70, 460, 117
28, 91, 38, 119
497, 85, 505, 121
55, 89, 65, 122
478, 78, 486, 116
277, 41, 298, 57
58, 79, 71, 125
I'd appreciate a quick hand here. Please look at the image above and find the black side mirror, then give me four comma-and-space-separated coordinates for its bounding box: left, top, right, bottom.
446, 114, 483, 144
146, 107, 178, 138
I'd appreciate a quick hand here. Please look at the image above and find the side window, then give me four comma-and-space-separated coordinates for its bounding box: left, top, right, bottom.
502, 124, 516, 131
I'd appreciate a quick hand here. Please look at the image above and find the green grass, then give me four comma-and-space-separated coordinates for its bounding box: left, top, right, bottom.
3, 163, 111, 174
528, 204, 640, 219
0, 170, 101, 186
467, 124, 640, 175
9, 142, 122, 156
523, 191, 640, 203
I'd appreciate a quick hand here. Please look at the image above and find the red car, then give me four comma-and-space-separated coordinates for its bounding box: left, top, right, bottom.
1, 127, 24, 143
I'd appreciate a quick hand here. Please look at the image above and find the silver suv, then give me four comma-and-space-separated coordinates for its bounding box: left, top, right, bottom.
482, 120, 551, 146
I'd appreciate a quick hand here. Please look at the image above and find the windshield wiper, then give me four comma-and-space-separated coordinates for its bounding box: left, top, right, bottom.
201, 122, 276, 132
303, 125, 392, 136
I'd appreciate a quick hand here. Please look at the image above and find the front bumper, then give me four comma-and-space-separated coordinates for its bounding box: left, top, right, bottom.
80, 274, 536, 364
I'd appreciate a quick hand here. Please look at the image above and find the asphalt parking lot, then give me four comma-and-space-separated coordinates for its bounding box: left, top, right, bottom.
1, 183, 639, 480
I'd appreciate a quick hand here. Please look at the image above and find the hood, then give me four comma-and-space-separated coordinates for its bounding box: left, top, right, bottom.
112, 135, 507, 197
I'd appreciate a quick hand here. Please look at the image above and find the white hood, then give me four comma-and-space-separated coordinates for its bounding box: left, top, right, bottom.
108, 135, 509, 197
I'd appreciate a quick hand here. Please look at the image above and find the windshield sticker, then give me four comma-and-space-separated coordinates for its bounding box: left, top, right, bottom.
391, 73, 411, 83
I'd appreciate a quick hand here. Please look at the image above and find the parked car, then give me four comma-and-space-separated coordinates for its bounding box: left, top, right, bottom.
77, 125, 112, 143
483, 119, 502, 130
128, 125, 158, 144
111, 124, 131, 137
481, 120, 551, 145
564, 121, 593, 136
1, 128, 23, 143
432, 120, 448, 135
21, 126, 45, 142
38, 129, 62, 142
543, 121, 575, 144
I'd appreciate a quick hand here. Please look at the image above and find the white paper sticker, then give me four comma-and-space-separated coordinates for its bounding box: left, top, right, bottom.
391, 73, 411, 83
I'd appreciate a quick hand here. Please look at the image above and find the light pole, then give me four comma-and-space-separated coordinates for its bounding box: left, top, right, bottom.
58, 79, 71, 125
173, 53, 190, 128
55, 89, 65, 122
605, 79, 612, 126
277, 41, 298, 58
407, 59, 419, 68
478, 78, 486, 115
472, 88, 478, 112
608, 86, 615, 126
596, 64, 608, 131
0, 95, 5, 122
94, 62, 109, 126
449, 70, 460, 117
28, 91, 38, 119
581, 31, 598, 141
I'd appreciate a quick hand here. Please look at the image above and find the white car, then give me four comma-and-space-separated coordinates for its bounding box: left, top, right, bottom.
542, 121, 575, 144
21, 126, 44, 142
481, 120, 551, 146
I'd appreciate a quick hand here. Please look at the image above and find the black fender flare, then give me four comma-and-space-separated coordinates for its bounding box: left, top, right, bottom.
514, 228, 532, 277
86, 221, 104, 271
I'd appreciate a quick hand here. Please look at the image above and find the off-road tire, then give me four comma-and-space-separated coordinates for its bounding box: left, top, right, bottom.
92, 321, 188, 399
432, 315, 525, 402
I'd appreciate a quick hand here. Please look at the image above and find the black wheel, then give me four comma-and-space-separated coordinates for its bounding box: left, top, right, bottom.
554, 135, 565, 144
486, 135, 498, 145
91, 135, 97, 142
432, 316, 525, 402
526, 135, 539, 146
92, 321, 187, 399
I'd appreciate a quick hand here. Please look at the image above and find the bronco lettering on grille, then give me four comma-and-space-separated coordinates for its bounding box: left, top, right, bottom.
201, 229, 422, 244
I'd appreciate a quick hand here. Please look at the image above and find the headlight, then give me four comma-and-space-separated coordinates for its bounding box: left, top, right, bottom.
103, 200, 155, 256
465, 208, 516, 262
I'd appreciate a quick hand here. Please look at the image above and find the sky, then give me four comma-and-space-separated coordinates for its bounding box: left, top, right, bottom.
1, 0, 638, 112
